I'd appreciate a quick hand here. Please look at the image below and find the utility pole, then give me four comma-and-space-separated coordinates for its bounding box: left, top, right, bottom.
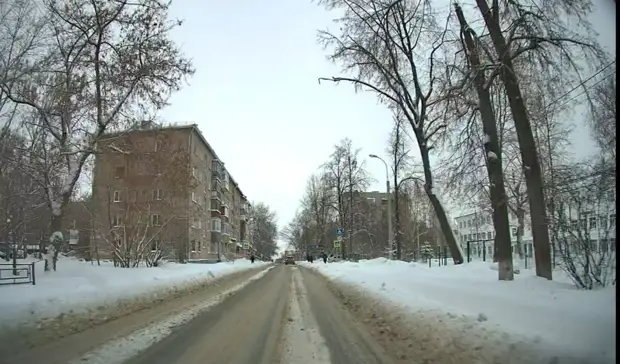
369, 154, 393, 260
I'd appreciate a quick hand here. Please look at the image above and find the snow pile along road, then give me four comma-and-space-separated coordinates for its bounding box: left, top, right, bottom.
300, 258, 616, 363
0, 257, 268, 331
69, 266, 276, 364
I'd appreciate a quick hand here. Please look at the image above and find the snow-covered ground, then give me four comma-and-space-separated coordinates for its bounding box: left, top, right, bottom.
300, 258, 616, 362
0, 257, 268, 329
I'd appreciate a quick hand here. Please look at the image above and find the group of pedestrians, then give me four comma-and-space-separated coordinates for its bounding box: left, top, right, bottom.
306, 252, 328, 264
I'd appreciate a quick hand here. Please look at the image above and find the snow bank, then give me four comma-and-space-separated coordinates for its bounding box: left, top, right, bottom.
70, 266, 276, 364
0, 257, 268, 330
300, 259, 616, 362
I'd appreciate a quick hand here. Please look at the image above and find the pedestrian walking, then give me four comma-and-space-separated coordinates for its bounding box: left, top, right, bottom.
250, 254, 255, 263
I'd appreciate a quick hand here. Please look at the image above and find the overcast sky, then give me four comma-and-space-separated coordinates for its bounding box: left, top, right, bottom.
160, 0, 616, 250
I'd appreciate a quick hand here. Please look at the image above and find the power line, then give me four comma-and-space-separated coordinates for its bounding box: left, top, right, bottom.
544, 60, 616, 112
553, 71, 615, 111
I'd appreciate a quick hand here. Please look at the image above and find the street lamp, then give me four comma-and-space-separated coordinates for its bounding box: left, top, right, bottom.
369, 154, 393, 260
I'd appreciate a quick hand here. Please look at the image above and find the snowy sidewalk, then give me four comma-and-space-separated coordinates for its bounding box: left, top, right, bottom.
0, 257, 268, 330
300, 258, 616, 362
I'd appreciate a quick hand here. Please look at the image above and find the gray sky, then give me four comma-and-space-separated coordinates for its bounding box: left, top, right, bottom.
160, 0, 616, 248
161, 0, 394, 235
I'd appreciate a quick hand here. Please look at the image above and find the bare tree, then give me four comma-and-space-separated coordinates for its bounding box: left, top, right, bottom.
451, 4, 514, 280
550, 162, 615, 289
588, 67, 616, 161
93, 131, 192, 268
0, 129, 49, 266
249, 201, 279, 259
300, 173, 335, 253
350, 196, 383, 258
280, 211, 310, 253
0, 0, 194, 271
468, 0, 606, 280
99, 188, 173, 268
397, 180, 432, 260
0, 0, 46, 143
316, 0, 464, 263
323, 138, 370, 259
387, 115, 413, 260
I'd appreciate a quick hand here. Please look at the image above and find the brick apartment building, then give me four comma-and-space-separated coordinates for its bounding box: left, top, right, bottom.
91, 124, 251, 262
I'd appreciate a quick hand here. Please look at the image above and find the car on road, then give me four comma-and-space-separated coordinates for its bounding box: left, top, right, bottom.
284, 256, 295, 265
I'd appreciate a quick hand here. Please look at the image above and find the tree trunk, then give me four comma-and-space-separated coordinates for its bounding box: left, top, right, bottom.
475, 0, 552, 280
338, 210, 346, 259
348, 186, 354, 259
418, 144, 464, 264
516, 206, 525, 259
394, 180, 402, 260
455, 4, 513, 280
49, 213, 63, 271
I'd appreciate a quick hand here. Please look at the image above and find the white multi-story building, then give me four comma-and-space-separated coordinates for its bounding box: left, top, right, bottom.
558, 188, 616, 254
453, 190, 616, 261
453, 211, 529, 260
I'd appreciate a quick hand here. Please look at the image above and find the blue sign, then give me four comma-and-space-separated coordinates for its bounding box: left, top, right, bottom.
336, 228, 345, 236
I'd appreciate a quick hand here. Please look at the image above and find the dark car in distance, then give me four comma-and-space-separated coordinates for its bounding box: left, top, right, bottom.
284, 255, 295, 265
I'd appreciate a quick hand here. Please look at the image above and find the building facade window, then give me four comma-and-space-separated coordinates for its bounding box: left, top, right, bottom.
114, 166, 125, 179
151, 240, 160, 252
211, 218, 221, 232
589, 216, 597, 230
112, 215, 123, 227
151, 214, 161, 226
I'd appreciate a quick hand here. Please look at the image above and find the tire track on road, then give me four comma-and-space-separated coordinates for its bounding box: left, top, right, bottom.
300, 267, 396, 364
280, 266, 332, 364
123, 265, 288, 364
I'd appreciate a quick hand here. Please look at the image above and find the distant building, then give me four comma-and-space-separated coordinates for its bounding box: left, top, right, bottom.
454, 211, 523, 260
348, 190, 413, 258
91, 124, 251, 262
454, 187, 616, 260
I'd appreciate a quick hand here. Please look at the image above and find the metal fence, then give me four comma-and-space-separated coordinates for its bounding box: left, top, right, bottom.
0, 262, 37, 285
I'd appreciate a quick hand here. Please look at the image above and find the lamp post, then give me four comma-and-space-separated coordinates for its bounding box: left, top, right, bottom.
369, 154, 393, 260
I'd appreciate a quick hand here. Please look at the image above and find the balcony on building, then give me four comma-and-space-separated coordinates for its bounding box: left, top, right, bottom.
211, 189, 222, 202
210, 199, 221, 218
212, 160, 224, 183
220, 205, 230, 220
240, 223, 247, 242
222, 222, 230, 236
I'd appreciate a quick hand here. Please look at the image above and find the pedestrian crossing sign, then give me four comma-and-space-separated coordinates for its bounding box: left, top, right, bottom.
333, 240, 341, 248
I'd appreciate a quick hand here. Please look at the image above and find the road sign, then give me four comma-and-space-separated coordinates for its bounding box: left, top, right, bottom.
333, 240, 341, 249
336, 228, 345, 236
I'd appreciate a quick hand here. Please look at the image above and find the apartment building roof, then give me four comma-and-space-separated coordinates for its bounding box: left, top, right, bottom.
100, 123, 248, 202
